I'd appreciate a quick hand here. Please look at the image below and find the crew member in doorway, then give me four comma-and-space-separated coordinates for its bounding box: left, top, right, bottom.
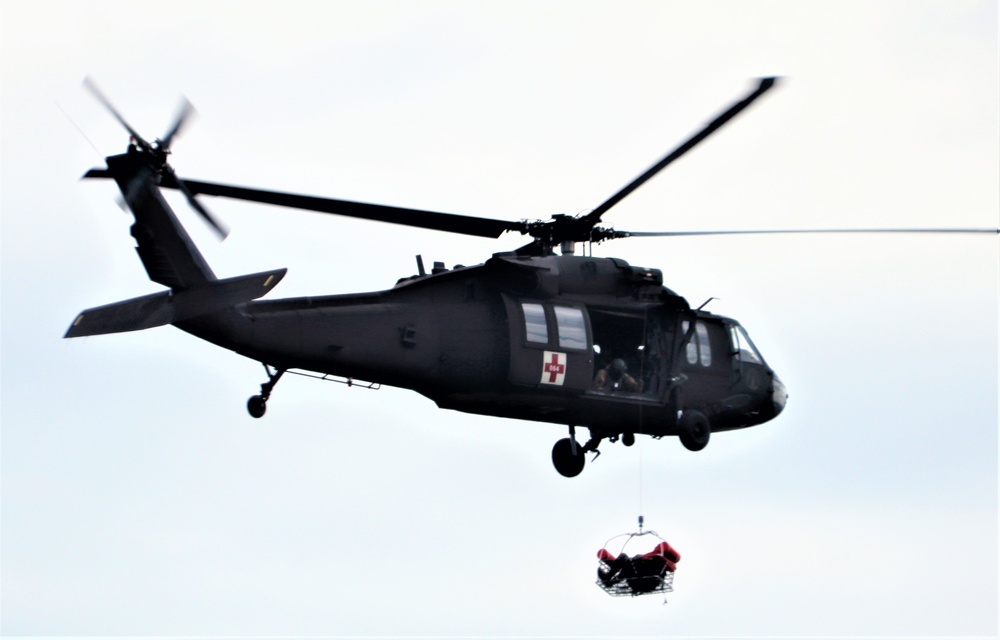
593, 358, 640, 393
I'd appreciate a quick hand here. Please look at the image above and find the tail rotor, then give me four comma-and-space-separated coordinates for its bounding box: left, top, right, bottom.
83, 77, 228, 239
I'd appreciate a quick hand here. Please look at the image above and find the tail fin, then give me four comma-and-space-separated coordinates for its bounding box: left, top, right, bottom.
118, 155, 218, 288
65, 268, 285, 338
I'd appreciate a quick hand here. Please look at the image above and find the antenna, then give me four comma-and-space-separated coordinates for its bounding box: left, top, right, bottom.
696, 297, 718, 311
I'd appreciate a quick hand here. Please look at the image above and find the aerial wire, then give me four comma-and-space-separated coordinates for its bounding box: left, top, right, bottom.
56, 101, 101, 155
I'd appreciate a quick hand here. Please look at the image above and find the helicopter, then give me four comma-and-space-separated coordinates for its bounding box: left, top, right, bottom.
66, 77, 997, 477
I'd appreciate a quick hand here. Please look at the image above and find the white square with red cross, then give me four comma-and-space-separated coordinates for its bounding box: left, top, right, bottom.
540, 351, 567, 386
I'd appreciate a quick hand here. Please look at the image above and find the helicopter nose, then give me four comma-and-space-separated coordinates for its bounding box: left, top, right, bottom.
771, 376, 788, 417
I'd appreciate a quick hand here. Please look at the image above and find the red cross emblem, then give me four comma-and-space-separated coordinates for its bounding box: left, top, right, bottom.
541, 351, 567, 385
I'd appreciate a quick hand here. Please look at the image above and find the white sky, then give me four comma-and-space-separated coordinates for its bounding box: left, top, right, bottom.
2, 0, 997, 636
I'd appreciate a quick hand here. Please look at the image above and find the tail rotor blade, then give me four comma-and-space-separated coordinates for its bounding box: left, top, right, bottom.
174, 174, 229, 239
160, 98, 195, 151
83, 76, 149, 149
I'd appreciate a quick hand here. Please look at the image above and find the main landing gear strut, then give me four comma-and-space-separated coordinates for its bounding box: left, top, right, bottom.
552, 425, 607, 478
247, 364, 284, 418
551, 427, 639, 477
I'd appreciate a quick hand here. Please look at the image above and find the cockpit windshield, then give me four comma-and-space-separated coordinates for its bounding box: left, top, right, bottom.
730, 324, 765, 366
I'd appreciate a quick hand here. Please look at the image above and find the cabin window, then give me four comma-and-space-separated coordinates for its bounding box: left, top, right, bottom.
682, 320, 712, 367
554, 306, 587, 350
522, 303, 548, 344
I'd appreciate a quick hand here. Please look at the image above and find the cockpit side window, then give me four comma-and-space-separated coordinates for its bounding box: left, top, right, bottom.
682, 320, 712, 367
696, 322, 712, 367
684, 321, 697, 364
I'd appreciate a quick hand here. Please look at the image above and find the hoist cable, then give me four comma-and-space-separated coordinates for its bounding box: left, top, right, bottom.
638, 441, 644, 529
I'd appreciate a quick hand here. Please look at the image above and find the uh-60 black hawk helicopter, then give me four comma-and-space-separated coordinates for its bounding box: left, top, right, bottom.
67, 77, 997, 477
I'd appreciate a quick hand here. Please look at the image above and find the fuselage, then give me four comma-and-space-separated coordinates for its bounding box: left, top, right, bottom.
178, 253, 786, 440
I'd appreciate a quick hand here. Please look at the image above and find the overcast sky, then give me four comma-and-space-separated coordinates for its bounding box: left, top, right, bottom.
2, 1, 997, 637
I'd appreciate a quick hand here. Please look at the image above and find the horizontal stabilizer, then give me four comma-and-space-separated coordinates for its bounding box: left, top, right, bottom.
65, 268, 286, 338
82, 167, 113, 179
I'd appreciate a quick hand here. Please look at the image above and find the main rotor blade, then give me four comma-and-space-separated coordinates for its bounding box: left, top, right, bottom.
620, 227, 1000, 237
583, 77, 779, 227
161, 177, 523, 239
83, 77, 149, 148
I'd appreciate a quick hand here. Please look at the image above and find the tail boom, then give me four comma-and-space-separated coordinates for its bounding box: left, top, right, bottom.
65, 268, 286, 338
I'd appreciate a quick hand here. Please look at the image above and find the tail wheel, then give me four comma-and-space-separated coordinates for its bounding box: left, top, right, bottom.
679, 410, 711, 451
552, 438, 586, 477
247, 365, 284, 418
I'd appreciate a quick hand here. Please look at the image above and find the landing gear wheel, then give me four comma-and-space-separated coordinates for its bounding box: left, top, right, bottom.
622, 432, 635, 447
247, 365, 284, 419
679, 410, 711, 451
247, 394, 267, 419
552, 438, 586, 477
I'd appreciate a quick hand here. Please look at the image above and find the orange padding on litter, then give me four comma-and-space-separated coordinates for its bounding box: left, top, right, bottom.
597, 540, 681, 572
641, 541, 681, 563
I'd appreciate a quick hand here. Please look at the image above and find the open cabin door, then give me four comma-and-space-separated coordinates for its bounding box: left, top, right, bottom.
587, 305, 676, 401
504, 296, 594, 391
